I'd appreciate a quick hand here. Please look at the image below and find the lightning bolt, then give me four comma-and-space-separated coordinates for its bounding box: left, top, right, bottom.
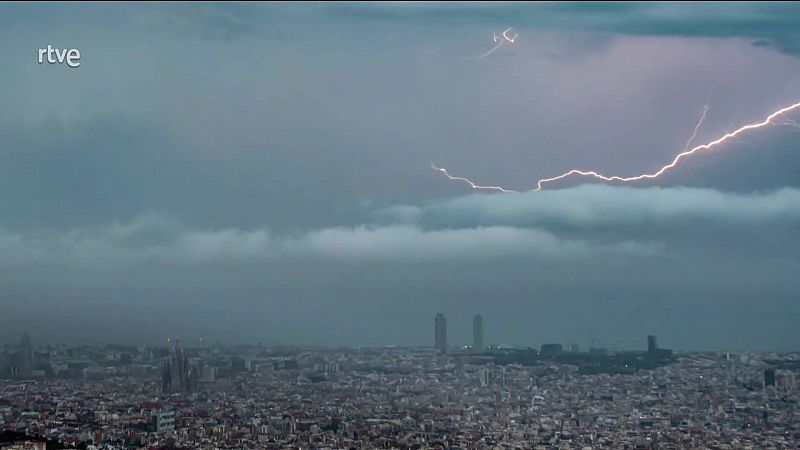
432, 101, 800, 192
502, 28, 518, 44
682, 104, 709, 153
534, 101, 800, 190
477, 27, 517, 59
430, 164, 519, 193
478, 32, 504, 59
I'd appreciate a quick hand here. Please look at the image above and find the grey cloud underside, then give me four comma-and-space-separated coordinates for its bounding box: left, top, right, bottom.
4, 3, 800, 55
325, 2, 800, 57
3, 186, 799, 350
2, 186, 798, 268
421, 185, 800, 230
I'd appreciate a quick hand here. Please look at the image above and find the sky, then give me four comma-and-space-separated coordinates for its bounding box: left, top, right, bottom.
1, 2, 800, 351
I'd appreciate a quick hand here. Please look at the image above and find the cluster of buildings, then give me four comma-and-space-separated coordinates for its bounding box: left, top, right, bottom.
433, 313, 486, 355
0, 333, 53, 379
0, 329, 798, 449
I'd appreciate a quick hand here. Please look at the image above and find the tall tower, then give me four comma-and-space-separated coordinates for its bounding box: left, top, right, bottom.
764, 368, 776, 387
647, 335, 658, 355
473, 315, 485, 352
435, 313, 447, 354
16, 332, 34, 378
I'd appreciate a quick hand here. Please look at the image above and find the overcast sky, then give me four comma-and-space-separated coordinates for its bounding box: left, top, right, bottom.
1, 2, 800, 351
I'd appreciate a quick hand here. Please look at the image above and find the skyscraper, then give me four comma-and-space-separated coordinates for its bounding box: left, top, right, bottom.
17, 332, 33, 378
764, 368, 776, 387
435, 313, 447, 354
647, 335, 658, 355
472, 315, 485, 351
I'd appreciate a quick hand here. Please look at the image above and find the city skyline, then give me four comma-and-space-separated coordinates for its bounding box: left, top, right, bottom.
0, 305, 790, 353
1, 3, 800, 351
0, 325, 695, 355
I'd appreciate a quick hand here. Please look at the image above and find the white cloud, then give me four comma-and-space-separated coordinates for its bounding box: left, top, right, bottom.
176, 229, 272, 263
424, 185, 800, 229
287, 225, 656, 262
1, 186, 798, 269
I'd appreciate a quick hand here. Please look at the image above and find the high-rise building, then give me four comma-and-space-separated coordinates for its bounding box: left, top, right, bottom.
17, 332, 34, 378
435, 313, 447, 354
472, 315, 485, 351
647, 335, 658, 355
154, 410, 177, 432
569, 343, 580, 353
764, 368, 776, 387
540, 343, 563, 356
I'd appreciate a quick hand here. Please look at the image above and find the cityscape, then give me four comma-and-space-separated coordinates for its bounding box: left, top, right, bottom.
1, 314, 799, 449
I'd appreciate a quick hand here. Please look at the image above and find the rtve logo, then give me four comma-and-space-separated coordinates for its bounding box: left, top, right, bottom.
38, 45, 81, 68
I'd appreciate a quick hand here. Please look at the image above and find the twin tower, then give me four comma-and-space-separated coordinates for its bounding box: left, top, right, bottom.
435, 313, 485, 354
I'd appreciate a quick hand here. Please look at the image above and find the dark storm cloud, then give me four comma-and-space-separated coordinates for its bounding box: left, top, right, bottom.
8, 3, 800, 54
1, 3, 799, 350
0, 110, 176, 229
326, 2, 800, 56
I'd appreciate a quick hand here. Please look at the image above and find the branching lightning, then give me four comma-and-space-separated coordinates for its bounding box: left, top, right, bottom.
477, 27, 517, 59
682, 104, 709, 153
533, 101, 800, 191
432, 101, 800, 193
